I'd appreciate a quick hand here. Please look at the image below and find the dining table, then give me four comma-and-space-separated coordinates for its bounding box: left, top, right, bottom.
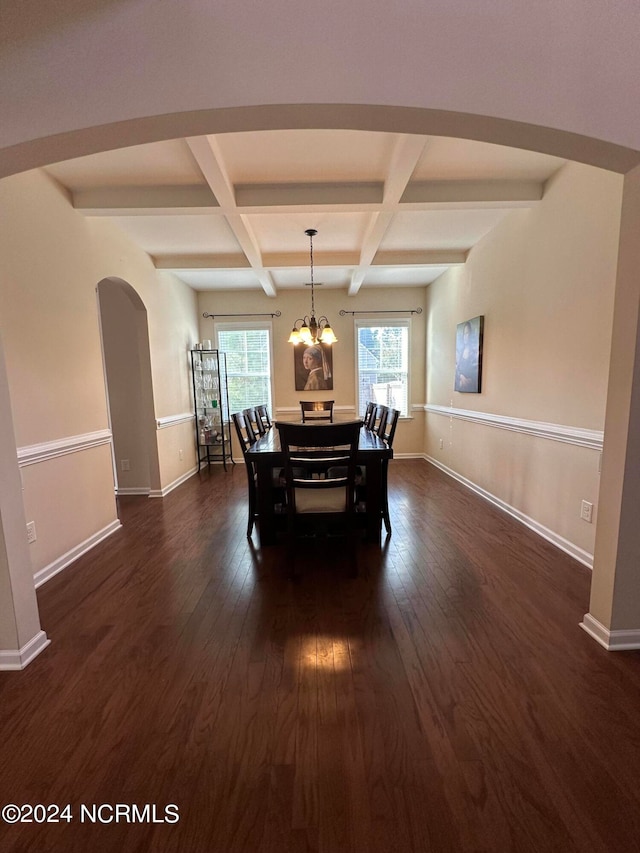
246, 423, 393, 546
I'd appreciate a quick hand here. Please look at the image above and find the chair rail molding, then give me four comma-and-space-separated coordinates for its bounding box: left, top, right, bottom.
156, 413, 194, 430
425, 404, 603, 450
17, 429, 113, 467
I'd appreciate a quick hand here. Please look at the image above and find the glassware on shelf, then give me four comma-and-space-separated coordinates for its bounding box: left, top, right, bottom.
190, 347, 232, 469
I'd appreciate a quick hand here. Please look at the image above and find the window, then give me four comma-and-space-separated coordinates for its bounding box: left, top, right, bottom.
356, 320, 409, 417
215, 324, 273, 415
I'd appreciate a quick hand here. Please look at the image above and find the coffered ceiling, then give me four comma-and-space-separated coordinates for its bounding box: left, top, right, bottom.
44, 129, 565, 295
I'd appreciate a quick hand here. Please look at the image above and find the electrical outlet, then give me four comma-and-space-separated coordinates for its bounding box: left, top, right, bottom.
121, 459, 130, 472
439, 438, 444, 449
179, 449, 183, 461
26, 521, 37, 543
580, 500, 593, 523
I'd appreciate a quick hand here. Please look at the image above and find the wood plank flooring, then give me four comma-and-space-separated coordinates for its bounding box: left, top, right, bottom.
1, 459, 640, 852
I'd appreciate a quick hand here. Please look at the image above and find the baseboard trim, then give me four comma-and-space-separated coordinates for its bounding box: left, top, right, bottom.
116, 487, 151, 496
580, 613, 640, 651
393, 452, 427, 459
425, 455, 593, 568
149, 466, 198, 498
0, 630, 51, 670
33, 520, 122, 588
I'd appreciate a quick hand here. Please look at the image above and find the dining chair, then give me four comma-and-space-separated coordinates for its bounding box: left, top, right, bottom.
233, 410, 290, 538
231, 411, 259, 537
363, 401, 376, 429
275, 420, 363, 577
300, 400, 334, 422
378, 407, 400, 534
243, 406, 265, 436
354, 406, 399, 536
256, 404, 273, 431
370, 403, 388, 435
380, 406, 400, 449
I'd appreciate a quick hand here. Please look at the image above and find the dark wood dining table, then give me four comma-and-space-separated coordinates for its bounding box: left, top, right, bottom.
246, 424, 393, 546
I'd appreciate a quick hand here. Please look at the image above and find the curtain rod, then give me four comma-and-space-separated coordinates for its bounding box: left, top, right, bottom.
339, 307, 422, 316
203, 311, 281, 319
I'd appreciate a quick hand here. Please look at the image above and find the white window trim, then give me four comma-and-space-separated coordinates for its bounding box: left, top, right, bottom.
214, 320, 275, 414
354, 317, 411, 417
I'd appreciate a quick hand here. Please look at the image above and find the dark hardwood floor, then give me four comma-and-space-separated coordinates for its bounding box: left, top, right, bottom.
2, 459, 640, 852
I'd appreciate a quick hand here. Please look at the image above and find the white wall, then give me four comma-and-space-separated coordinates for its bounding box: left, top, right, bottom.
425, 162, 624, 562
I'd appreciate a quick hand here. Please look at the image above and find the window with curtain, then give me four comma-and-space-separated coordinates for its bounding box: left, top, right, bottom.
356, 320, 409, 417
215, 324, 273, 415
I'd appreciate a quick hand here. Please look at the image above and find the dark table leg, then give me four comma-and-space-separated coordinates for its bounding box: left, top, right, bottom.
363, 457, 383, 544
255, 461, 277, 546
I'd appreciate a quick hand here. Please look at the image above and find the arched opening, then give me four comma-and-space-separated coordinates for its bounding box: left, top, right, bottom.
2, 104, 639, 179
97, 277, 160, 497
1, 102, 639, 650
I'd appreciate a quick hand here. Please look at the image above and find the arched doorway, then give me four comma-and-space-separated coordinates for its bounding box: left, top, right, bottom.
97, 277, 160, 497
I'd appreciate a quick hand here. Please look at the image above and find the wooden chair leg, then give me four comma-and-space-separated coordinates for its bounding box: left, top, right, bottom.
247, 477, 256, 538
382, 498, 391, 535
381, 462, 391, 535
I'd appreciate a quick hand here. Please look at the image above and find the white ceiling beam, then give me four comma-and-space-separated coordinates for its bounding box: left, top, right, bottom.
372, 250, 467, 266
153, 250, 463, 273
74, 185, 218, 215
349, 135, 428, 295
261, 251, 360, 268
235, 182, 383, 207
73, 179, 543, 218
153, 254, 251, 270
383, 136, 430, 204
186, 135, 277, 297
400, 179, 544, 207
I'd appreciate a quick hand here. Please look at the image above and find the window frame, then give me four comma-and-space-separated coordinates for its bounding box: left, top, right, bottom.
354, 317, 411, 418
214, 321, 275, 416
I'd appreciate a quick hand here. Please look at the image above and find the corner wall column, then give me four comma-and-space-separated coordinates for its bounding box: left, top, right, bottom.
583, 164, 640, 650
0, 335, 49, 669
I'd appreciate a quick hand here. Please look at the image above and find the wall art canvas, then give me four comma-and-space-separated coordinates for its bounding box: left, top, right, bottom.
294, 342, 334, 391
455, 315, 484, 393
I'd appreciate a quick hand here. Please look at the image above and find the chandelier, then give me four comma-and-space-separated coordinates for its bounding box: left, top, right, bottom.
287, 229, 337, 345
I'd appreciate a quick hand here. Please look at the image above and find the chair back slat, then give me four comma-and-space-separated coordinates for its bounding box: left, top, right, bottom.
300, 400, 334, 422
256, 404, 272, 431
381, 407, 400, 448
371, 404, 388, 435
243, 406, 265, 436
363, 401, 376, 429
231, 411, 256, 456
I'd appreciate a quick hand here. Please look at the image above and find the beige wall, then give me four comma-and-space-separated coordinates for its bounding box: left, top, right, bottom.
0, 168, 200, 579
425, 161, 623, 560
198, 286, 427, 456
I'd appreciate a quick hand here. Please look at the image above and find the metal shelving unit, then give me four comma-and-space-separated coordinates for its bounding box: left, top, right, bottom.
190, 348, 233, 471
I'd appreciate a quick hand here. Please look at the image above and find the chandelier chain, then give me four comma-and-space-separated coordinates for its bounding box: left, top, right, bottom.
308, 229, 315, 318
288, 228, 336, 345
